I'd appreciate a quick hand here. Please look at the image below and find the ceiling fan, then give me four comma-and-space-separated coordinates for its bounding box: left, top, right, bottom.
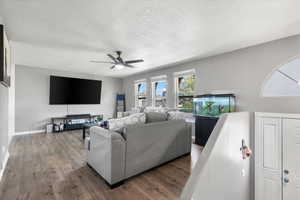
90, 51, 144, 70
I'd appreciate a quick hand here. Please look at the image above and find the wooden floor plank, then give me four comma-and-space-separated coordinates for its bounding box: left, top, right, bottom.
0, 131, 201, 200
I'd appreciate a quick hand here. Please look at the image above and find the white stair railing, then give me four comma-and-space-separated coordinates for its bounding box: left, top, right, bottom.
181, 112, 251, 200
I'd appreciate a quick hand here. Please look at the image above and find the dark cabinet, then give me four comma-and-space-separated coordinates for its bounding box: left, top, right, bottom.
195, 116, 218, 146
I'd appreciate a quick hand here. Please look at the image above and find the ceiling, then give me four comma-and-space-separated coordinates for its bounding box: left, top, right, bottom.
1, 0, 300, 78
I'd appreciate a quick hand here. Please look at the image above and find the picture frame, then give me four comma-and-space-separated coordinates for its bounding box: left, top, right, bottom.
0, 24, 11, 87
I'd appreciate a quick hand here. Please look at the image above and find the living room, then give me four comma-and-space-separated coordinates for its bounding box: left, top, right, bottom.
1, 1, 300, 200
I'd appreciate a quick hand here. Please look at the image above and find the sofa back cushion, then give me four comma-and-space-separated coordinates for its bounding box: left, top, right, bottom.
131, 107, 144, 113
146, 112, 168, 123
168, 111, 192, 121
108, 113, 146, 132
144, 106, 168, 113
124, 119, 191, 178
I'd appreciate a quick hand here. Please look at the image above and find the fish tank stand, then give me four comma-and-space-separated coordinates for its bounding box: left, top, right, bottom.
193, 94, 236, 146
195, 116, 219, 146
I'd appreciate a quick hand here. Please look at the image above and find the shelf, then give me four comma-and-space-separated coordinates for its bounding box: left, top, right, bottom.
51, 114, 103, 132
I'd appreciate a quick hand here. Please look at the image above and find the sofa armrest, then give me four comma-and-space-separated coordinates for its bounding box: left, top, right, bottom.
87, 126, 126, 185
90, 126, 124, 140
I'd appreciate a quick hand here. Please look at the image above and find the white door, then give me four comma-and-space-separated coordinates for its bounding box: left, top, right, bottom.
283, 119, 300, 200
255, 117, 282, 200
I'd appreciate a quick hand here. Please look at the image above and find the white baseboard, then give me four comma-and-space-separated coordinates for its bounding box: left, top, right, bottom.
14, 129, 45, 136
0, 151, 9, 182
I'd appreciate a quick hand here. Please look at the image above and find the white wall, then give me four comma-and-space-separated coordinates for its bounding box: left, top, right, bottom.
8, 54, 15, 142
123, 34, 300, 113
181, 112, 251, 200
15, 65, 123, 132
0, 19, 15, 180
0, 78, 9, 178
0, 17, 4, 177
0, 62, 13, 178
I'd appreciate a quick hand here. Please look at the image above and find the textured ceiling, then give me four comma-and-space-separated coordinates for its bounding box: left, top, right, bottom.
1, 0, 300, 77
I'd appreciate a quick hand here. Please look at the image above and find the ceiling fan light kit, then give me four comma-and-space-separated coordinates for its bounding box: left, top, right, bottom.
115, 64, 125, 70
91, 51, 144, 70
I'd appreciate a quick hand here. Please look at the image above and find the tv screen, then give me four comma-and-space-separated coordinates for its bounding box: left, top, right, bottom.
50, 76, 102, 105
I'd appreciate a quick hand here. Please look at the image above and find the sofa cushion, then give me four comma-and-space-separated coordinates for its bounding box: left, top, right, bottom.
108, 113, 146, 132
131, 107, 145, 113
122, 112, 131, 117
145, 112, 168, 123
123, 108, 142, 117
144, 106, 168, 113
168, 111, 192, 121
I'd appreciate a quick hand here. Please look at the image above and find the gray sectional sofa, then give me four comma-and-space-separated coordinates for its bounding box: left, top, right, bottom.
87, 116, 192, 187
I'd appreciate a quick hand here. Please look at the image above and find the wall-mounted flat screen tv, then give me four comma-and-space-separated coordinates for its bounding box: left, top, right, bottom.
50, 76, 102, 105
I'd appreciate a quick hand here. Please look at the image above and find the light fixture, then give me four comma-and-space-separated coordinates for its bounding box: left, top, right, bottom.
114, 64, 125, 70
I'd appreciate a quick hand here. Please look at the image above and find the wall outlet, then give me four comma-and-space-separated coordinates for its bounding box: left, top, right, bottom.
241, 169, 246, 177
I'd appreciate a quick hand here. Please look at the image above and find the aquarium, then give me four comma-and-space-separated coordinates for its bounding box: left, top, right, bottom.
193, 94, 236, 117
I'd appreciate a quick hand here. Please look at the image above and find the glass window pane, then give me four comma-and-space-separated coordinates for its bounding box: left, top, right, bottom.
176, 74, 195, 112
135, 82, 147, 107
153, 80, 167, 107
155, 81, 167, 96
138, 83, 146, 95
178, 75, 195, 96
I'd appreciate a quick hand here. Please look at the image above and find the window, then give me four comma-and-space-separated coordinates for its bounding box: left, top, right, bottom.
135, 81, 147, 107
152, 77, 167, 107
175, 70, 196, 112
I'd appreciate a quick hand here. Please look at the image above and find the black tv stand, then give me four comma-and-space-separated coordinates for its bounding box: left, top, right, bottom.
66, 114, 91, 118
51, 114, 103, 132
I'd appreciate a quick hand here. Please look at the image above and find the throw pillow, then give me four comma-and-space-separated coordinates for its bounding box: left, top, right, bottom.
100, 120, 109, 129
145, 112, 168, 123
108, 113, 146, 131
122, 112, 131, 117
167, 111, 192, 121
130, 106, 145, 113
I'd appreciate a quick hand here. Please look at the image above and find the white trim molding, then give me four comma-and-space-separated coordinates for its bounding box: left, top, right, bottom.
14, 129, 45, 136
255, 112, 300, 119
0, 151, 9, 182
173, 69, 195, 77
150, 75, 167, 81
134, 78, 147, 83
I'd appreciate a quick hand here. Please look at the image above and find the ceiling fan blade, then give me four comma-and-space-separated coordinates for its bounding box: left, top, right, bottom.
107, 54, 118, 62
90, 60, 115, 64
124, 64, 135, 68
110, 65, 115, 69
125, 59, 144, 64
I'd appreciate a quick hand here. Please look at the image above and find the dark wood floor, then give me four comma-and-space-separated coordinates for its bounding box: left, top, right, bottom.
0, 131, 202, 200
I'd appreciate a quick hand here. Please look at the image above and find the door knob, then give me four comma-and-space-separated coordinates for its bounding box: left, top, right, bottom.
283, 178, 289, 183
284, 169, 289, 174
